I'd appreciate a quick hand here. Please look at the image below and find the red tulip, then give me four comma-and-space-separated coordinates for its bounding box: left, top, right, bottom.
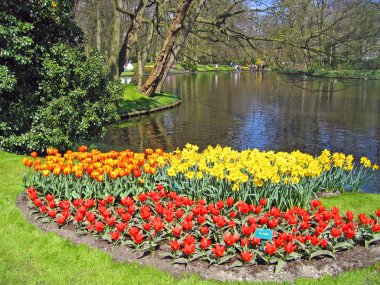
129, 227, 140, 237
226, 197, 235, 207
106, 195, 114, 203
182, 243, 195, 255
268, 218, 279, 229
248, 216, 257, 225
169, 239, 181, 251
184, 235, 195, 245
48, 209, 57, 218
176, 209, 184, 219
223, 233, 240, 246
128, 204, 136, 214
228, 219, 237, 228
310, 199, 322, 209
331, 227, 342, 238
142, 223, 151, 231
284, 242, 297, 253
200, 237, 212, 249
214, 216, 227, 227
85, 212, 96, 223
133, 233, 144, 243
269, 207, 281, 217
121, 212, 131, 222
216, 201, 224, 209
120, 196, 134, 206
74, 212, 84, 222
138, 192, 147, 202
259, 215, 268, 225
241, 251, 254, 262
197, 215, 206, 224
320, 239, 328, 248
346, 210, 354, 221
58, 200, 70, 211
242, 224, 252, 235
181, 220, 194, 231
344, 228, 355, 239
106, 216, 116, 226
56, 215, 66, 225
251, 237, 261, 246
72, 199, 83, 207
133, 168, 142, 178
212, 244, 226, 257
172, 226, 182, 237
116, 222, 128, 232
200, 225, 208, 235
110, 230, 121, 241
259, 198, 267, 206
164, 210, 175, 223
40, 205, 48, 213
376, 209, 380, 218
45, 194, 54, 202
240, 237, 249, 247
94, 221, 104, 232
265, 243, 277, 255
152, 216, 164, 232
33, 198, 43, 207
83, 199, 95, 209
157, 183, 164, 191
372, 224, 380, 233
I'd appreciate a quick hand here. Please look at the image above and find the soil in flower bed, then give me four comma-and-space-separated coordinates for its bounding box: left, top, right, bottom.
16, 194, 380, 283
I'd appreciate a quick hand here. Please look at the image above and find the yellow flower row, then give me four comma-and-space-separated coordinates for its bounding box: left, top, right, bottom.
166, 144, 378, 188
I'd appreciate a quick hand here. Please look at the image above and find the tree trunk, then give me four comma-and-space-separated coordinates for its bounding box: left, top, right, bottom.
108, 0, 121, 81
133, 20, 155, 88
141, 0, 206, 97
96, 0, 102, 52
117, 0, 149, 76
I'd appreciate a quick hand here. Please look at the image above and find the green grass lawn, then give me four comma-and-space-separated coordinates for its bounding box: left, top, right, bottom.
118, 84, 180, 115
0, 150, 379, 285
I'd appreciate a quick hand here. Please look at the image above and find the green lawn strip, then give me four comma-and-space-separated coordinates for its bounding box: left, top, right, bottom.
118, 84, 179, 115
279, 69, 380, 79
320, 192, 380, 215
0, 150, 379, 285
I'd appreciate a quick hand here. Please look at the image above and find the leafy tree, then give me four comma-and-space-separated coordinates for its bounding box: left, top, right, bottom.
0, 0, 123, 154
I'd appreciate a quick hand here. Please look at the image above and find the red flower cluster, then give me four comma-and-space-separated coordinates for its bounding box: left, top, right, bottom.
26, 187, 380, 266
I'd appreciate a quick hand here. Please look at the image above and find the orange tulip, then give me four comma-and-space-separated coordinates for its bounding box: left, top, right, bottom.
53, 167, 61, 176
22, 158, 33, 168
30, 151, 38, 158
78, 145, 88, 152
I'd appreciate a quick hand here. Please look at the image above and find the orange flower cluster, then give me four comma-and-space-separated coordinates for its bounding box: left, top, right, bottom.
23, 147, 172, 182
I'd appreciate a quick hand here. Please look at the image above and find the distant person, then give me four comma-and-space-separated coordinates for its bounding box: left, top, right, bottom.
261, 60, 265, 72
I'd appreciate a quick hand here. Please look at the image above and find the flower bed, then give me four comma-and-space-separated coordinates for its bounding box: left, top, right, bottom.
22, 145, 378, 210
25, 184, 380, 273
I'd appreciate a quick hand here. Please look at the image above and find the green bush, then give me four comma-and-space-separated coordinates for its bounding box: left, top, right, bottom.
0, 1, 123, 154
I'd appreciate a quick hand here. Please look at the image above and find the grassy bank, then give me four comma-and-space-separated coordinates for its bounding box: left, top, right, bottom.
0, 150, 379, 284
120, 64, 240, 76
281, 69, 380, 80
118, 84, 180, 116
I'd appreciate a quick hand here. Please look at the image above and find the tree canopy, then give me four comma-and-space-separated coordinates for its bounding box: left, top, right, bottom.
0, 0, 123, 153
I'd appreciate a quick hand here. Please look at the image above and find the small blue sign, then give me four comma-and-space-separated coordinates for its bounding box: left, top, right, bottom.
254, 228, 273, 240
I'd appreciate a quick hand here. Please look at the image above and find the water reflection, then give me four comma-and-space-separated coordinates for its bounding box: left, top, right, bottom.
101, 72, 380, 193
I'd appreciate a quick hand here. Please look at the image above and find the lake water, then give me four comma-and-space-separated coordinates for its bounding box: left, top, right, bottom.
100, 72, 380, 193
